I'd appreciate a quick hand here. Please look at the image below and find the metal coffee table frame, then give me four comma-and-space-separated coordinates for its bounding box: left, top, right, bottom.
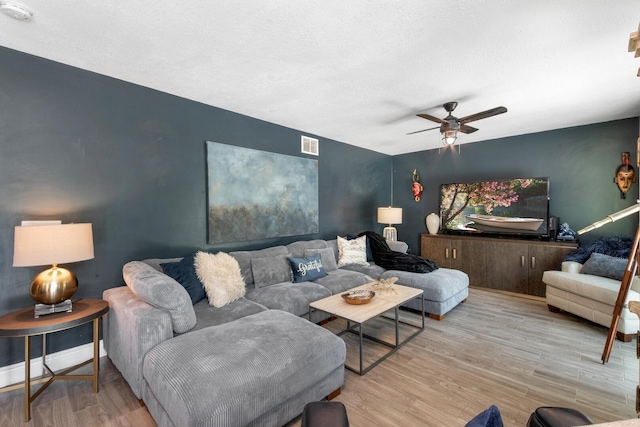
310, 284, 425, 375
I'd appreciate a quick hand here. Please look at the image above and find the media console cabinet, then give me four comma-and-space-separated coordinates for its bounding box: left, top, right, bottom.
420, 234, 577, 297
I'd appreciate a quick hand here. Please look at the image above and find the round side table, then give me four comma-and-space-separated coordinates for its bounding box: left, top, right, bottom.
0, 298, 109, 421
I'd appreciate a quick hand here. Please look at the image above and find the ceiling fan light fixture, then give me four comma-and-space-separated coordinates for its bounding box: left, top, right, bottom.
442, 130, 458, 146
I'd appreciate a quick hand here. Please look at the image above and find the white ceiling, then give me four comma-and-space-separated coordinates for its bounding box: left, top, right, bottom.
1, 1, 639, 155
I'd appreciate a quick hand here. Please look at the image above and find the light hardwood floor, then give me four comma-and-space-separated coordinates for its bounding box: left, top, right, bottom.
1, 288, 638, 427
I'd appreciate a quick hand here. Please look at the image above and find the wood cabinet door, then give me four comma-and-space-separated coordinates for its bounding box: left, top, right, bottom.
527, 244, 574, 296
420, 235, 451, 267
484, 240, 528, 294
451, 239, 487, 287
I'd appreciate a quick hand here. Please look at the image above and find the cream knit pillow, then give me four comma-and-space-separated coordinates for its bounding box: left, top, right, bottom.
337, 235, 368, 267
194, 251, 246, 308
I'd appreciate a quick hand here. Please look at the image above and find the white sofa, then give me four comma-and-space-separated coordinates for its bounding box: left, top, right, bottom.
542, 261, 640, 342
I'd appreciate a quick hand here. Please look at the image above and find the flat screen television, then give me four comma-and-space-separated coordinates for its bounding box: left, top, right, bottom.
439, 177, 550, 239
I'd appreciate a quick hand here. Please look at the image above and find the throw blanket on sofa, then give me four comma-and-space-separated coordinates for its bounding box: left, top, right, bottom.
563, 235, 633, 264
358, 231, 439, 273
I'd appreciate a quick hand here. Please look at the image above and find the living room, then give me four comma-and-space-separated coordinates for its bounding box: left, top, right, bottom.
1, 2, 640, 426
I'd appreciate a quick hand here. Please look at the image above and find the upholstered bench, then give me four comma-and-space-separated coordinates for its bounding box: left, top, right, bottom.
140, 310, 346, 427
380, 268, 469, 320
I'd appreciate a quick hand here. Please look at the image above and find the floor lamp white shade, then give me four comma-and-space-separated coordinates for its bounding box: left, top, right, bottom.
377, 207, 402, 241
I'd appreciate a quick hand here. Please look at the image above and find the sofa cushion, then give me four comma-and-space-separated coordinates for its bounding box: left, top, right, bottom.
229, 246, 290, 286
190, 297, 267, 331
387, 240, 409, 254
337, 235, 368, 267
286, 239, 328, 258
245, 282, 332, 316
142, 257, 183, 272
251, 255, 292, 288
312, 269, 370, 294
346, 233, 374, 261
543, 270, 637, 306
123, 261, 196, 334
339, 262, 387, 279
288, 253, 328, 283
580, 252, 628, 281
142, 310, 345, 427
380, 268, 469, 302
195, 251, 246, 308
160, 254, 206, 305
304, 247, 338, 272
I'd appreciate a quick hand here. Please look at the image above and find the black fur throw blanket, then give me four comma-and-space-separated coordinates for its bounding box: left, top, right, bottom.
358, 231, 439, 273
563, 235, 633, 264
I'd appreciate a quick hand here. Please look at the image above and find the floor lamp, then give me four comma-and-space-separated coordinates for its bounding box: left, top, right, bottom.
577, 201, 640, 363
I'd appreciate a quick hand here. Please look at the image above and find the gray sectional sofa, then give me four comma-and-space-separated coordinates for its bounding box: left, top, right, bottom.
102, 237, 469, 427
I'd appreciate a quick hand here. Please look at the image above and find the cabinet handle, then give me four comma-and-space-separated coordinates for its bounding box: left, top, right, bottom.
445, 248, 449, 259
521, 255, 525, 267
452, 248, 457, 259
531, 256, 536, 269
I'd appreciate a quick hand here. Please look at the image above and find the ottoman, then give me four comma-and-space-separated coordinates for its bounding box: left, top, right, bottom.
380, 267, 469, 319
301, 401, 349, 427
526, 407, 593, 427
141, 310, 346, 427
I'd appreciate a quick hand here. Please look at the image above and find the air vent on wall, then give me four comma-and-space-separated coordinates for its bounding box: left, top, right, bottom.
301, 136, 319, 156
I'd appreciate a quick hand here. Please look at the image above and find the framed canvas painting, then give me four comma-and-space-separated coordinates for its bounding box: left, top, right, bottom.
206, 141, 319, 243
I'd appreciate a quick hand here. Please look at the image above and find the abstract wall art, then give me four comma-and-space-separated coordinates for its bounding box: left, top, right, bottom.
206, 141, 319, 243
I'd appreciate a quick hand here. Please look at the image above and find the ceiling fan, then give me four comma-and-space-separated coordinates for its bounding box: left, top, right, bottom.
408, 102, 507, 146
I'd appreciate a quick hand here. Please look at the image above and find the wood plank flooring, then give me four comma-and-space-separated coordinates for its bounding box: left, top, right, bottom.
1, 288, 638, 426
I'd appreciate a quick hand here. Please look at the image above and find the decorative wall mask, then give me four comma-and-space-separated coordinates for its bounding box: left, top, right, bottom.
614, 152, 636, 199
411, 169, 423, 202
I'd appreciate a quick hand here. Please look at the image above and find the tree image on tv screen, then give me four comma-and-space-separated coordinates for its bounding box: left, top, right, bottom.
440, 179, 544, 229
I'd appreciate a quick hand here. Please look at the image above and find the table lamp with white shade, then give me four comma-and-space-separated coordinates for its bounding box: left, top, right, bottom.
377, 207, 403, 241
13, 221, 94, 317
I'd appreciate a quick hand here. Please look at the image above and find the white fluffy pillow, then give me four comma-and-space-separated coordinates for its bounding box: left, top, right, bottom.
194, 251, 246, 308
337, 235, 368, 267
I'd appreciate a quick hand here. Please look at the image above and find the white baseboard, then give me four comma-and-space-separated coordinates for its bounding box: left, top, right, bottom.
0, 340, 106, 389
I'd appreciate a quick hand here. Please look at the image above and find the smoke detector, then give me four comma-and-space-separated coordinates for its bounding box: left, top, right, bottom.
0, 2, 33, 21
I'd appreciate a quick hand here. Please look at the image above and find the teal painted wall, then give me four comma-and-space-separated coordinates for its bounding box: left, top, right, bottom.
0, 43, 637, 369
393, 118, 640, 254
0, 46, 391, 366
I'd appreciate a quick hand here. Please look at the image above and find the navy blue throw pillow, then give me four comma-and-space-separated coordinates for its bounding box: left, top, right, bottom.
160, 255, 206, 305
288, 254, 328, 283
465, 405, 503, 427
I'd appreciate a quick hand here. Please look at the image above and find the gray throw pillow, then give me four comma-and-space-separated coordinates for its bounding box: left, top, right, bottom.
580, 252, 628, 281
251, 255, 292, 288
123, 261, 197, 333
305, 247, 338, 271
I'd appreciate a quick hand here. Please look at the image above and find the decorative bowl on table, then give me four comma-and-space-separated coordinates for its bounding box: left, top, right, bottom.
341, 290, 375, 305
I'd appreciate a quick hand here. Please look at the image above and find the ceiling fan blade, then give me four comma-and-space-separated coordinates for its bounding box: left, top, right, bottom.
417, 113, 445, 124
459, 124, 478, 134
407, 126, 440, 135
459, 106, 507, 124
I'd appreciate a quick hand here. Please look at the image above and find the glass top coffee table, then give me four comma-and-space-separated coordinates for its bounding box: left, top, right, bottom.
309, 283, 424, 375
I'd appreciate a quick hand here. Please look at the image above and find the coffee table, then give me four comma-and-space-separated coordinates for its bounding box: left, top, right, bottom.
309, 283, 424, 375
